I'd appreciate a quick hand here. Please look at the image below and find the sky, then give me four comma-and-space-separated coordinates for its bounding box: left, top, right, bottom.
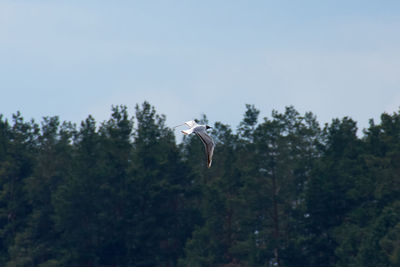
1, 1, 400, 135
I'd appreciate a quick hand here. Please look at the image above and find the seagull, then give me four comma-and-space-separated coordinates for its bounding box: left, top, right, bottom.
175, 120, 215, 168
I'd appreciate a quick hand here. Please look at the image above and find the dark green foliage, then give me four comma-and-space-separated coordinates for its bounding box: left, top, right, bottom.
1, 104, 400, 266
0, 113, 38, 265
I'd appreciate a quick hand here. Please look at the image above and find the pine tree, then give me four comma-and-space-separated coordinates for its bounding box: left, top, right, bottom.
7, 117, 75, 266
0, 113, 38, 265
304, 117, 363, 266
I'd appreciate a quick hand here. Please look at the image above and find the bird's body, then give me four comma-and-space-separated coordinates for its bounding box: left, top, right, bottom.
179, 120, 215, 168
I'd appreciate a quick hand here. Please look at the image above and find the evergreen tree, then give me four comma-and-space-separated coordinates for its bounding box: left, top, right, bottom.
130, 102, 200, 266
52, 115, 105, 266
304, 117, 363, 267
7, 117, 75, 266
0, 113, 38, 265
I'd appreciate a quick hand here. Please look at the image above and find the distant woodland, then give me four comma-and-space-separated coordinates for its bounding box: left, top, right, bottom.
1, 101, 400, 267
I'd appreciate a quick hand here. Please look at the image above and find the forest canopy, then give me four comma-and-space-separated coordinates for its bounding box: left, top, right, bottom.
1, 102, 400, 267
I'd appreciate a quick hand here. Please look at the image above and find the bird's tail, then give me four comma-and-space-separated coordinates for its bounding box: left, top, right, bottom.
181, 129, 193, 135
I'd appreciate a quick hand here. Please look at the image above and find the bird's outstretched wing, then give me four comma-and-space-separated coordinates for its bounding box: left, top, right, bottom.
195, 131, 215, 168
185, 120, 198, 128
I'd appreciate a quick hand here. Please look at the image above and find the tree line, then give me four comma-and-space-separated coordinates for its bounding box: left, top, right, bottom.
1, 102, 400, 266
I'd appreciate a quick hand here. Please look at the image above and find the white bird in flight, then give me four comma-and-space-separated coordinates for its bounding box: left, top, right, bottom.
175, 120, 215, 168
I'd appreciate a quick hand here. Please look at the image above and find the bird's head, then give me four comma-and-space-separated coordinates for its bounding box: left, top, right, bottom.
206, 125, 212, 130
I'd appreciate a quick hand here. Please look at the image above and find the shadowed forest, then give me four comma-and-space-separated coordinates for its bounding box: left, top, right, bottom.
1, 101, 400, 267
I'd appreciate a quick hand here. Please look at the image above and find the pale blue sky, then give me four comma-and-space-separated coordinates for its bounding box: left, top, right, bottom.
1, 1, 400, 133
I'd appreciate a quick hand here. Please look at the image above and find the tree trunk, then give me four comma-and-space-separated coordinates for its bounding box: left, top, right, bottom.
271, 167, 280, 266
